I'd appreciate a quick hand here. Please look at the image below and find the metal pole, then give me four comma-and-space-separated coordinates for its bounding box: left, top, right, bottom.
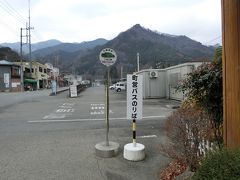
121, 66, 123, 79
133, 119, 136, 147
106, 67, 110, 146
28, 0, 32, 78
20, 28, 24, 92
137, 53, 140, 72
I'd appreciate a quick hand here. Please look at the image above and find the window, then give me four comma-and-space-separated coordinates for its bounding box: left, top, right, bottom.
11, 66, 20, 77
25, 68, 30, 73
39, 67, 43, 72
44, 69, 47, 73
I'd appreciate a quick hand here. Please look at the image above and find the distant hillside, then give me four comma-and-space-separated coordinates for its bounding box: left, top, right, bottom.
0, 39, 62, 53
31, 38, 108, 58
0, 47, 20, 61
1, 24, 215, 78
73, 24, 214, 75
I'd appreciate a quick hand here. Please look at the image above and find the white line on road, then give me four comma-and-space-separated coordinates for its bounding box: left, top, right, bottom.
43, 114, 66, 119
28, 115, 166, 123
138, 135, 157, 138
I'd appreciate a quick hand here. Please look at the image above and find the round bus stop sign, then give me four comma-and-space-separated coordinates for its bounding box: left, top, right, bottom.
99, 48, 117, 67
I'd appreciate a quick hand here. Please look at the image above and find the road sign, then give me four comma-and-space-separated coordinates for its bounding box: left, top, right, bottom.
51, 80, 57, 95
4, 73, 9, 88
127, 74, 143, 120
99, 48, 117, 67
69, 85, 77, 97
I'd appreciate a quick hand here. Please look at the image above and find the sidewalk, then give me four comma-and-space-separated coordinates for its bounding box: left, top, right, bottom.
0, 86, 69, 109
49, 86, 69, 96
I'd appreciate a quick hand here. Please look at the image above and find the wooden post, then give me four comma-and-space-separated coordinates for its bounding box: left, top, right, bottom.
222, 0, 240, 149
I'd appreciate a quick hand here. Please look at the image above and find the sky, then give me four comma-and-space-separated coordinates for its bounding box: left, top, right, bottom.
0, 0, 222, 45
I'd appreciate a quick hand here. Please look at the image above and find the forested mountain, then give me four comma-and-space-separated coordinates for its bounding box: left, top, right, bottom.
0, 39, 62, 53
0, 47, 20, 61
72, 24, 214, 75
1, 24, 215, 77
31, 38, 108, 58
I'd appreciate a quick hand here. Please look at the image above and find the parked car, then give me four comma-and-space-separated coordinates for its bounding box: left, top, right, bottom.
115, 82, 126, 92
109, 83, 116, 90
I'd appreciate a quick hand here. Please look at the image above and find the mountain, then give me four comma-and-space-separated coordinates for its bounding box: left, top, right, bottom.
31, 38, 108, 58
0, 47, 21, 61
1, 24, 215, 77
72, 24, 214, 75
0, 39, 62, 53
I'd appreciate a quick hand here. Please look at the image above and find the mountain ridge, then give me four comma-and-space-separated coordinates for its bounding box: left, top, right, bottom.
72, 24, 214, 75
0, 39, 62, 53
31, 38, 108, 58
0, 24, 215, 77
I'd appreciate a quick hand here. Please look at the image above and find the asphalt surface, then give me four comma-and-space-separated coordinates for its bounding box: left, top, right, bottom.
0, 86, 180, 180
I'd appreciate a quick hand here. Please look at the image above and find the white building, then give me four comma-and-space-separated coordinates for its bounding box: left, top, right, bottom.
136, 62, 203, 100
64, 74, 82, 85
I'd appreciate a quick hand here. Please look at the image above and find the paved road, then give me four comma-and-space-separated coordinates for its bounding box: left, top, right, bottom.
0, 86, 180, 180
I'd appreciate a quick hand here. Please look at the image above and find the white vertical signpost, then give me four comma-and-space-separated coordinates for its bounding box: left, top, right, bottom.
4, 73, 10, 88
124, 74, 145, 161
69, 84, 77, 97
95, 48, 119, 158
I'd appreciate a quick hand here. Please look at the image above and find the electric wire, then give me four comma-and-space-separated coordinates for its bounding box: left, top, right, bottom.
0, 0, 27, 24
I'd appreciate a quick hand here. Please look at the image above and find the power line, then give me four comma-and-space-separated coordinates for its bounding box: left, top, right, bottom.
2, 0, 27, 21
0, 5, 24, 24
0, 17, 19, 35
0, 0, 27, 23
204, 35, 222, 45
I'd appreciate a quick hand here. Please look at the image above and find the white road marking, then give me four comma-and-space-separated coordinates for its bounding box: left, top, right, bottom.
59, 106, 72, 108
28, 115, 166, 123
43, 114, 66, 119
43, 102, 75, 120
63, 103, 75, 106
138, 135, 157, 138
56, 108, 74, 113
90, 103, 106, 115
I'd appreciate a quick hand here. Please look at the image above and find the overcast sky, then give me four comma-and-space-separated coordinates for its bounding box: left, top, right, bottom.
0, 0, 222, 45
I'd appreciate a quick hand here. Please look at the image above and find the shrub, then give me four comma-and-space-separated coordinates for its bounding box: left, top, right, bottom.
193, 148, 240, 179
161, 104, 214, 171
177, 49, 223, 146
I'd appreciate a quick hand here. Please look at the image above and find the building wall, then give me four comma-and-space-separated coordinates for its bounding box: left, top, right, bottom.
0, 66, 21, 92
15, 62, 49, 89
165, 63, 202, 100
11, 78, 21, 92
136, 62, 203, 100
0, 66, 11, 92
137, 70, 166, 99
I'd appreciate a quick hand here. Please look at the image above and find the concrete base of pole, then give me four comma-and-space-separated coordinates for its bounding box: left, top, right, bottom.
123, 143, 145, 161
95, 141, 119, 158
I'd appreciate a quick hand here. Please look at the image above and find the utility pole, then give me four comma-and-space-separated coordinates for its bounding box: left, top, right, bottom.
121, 66, 123, 79
137, 53, 140, 72
28, 0, 34, 77
20, 28, 23, 92
20, 25, 29, 92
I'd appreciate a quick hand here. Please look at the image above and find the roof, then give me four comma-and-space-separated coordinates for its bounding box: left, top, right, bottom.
0, 60, 20, 67
136, 62, 204, 74
0, 60, 14, 65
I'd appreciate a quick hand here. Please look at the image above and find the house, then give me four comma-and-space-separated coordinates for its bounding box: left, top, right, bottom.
0, 60, 21, 92
15, 61, 48, 90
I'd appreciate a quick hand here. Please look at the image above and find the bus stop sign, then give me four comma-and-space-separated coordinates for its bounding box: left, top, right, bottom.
99, 48, 117, 67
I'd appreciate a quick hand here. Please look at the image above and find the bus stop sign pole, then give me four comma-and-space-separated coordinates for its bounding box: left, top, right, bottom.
95, 48, 119, 158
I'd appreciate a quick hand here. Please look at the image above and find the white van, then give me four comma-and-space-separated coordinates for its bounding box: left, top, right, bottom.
115, 82, 126, 92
